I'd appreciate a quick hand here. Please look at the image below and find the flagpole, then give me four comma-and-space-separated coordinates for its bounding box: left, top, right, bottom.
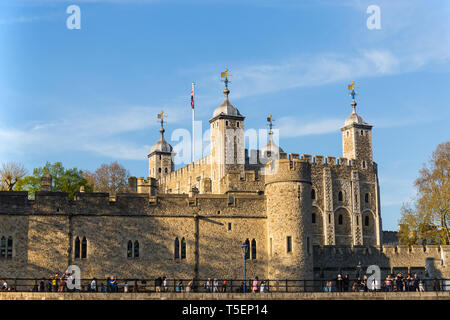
192, 82, 195, 163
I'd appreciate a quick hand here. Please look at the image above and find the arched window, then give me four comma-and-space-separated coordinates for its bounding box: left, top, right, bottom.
328, 214, 331, 224
365, 193, 369, 203
134, 240, 139, 258
312, 213, 316, 224
74, 237, 80, 259
174, 237, 180, 259
0, 236, 5, 258
338, 191, 343, 202
181, 238, 186, 259
165, 168, 168, 173
244, 239, 250, 260
311, 189, 316, 200
251, 239, 257, 260
127, 240, 132, 258
362, 161, 366, 169
356, 216, 359, 225
365, 216, 370, 227
158, 168, 161, 173
7, 237, 12, 259
338, 214, 343, 225
81, 237, 87, 259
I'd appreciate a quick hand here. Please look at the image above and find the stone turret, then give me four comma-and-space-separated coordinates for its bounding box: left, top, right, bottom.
148, 111, 174, 181
341, 82, 373, 165
209, 79, 245, 193
265, 154, 313, 281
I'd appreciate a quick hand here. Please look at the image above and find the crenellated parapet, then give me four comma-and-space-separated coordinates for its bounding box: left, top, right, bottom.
0, 190, 265, 217
264, 152, 311, 186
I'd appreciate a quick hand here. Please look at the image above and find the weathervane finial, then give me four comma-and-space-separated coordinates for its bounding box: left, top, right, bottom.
221, 68, 232, 96
267, 114, 274, 136
157, 110, 167, 135
348, 81, 359, 113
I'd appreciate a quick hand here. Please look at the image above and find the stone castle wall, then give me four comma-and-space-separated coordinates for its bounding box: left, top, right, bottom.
0, 191, 266, 280
0, 190, 449, 281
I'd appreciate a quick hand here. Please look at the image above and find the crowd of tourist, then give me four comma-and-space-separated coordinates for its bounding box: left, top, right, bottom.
323, 272, 443, 292
1, 270, 447, 293
153, 276, 268, 293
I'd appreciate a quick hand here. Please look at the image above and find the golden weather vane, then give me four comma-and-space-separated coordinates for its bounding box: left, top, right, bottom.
221, 68, 232, 89
348, 81, 359, 112
348, 81, 358, 101
157, 110, 168, 129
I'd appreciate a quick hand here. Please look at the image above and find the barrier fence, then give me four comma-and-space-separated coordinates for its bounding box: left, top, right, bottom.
1, 278, 449, 293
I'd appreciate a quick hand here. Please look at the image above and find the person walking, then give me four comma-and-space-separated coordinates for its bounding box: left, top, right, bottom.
260, 281, 267, 293
343, 274, 350, 292
176, 280, 184, 293
413, 274, 420, 292
186, 279, 193, 293
155, 276, 162, 292
336, 274, 344, 292
39, 278, 45, 292
163, 276, 169, 292
385, 275, 392, 292
213, 278, 219, 292
252, 277, 259, 293
205, 278, 211, 293
90, 277, 97, 292
1, 280, 8, 291
221, 280, 227, 293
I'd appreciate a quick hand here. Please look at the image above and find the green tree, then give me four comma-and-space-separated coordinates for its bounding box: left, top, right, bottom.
398, 203, 419, 245
83, 161, 129, 195
15, 162, 92, 199
398, 141, 450, 245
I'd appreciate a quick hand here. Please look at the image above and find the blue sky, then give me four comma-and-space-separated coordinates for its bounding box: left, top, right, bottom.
0, 0, 449, 231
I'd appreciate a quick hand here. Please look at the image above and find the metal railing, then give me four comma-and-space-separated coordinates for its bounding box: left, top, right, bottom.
1, 278, 449, 293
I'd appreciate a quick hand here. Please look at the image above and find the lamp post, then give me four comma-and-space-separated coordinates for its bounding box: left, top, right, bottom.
241, 241, 249, 293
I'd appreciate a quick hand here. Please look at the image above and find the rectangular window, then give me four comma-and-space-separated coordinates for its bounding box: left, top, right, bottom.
287, 236, 292, 253
307, 237, 310, 255
228, 223, 232, 231
7, 238, 13, 259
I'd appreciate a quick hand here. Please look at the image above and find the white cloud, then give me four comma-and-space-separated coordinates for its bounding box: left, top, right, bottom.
277, 117, 343, 138
0, 105, 182, 161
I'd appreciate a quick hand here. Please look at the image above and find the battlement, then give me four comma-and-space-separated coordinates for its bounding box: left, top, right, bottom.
313, 245, 447, 256
264, 155, 311, 185
291, 154, 379, 173
0, 190, 265, 217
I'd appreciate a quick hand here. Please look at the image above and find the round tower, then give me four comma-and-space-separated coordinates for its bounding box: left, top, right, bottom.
265, 156, 313, 282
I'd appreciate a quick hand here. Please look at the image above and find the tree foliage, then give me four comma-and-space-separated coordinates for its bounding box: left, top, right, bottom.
83, 161, 129, 195
398, 141, 450, 245
0, 162, 28, 191
15, 162, 92, 199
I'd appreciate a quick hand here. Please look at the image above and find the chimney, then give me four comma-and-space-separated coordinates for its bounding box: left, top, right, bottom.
41, 174, 52, 191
